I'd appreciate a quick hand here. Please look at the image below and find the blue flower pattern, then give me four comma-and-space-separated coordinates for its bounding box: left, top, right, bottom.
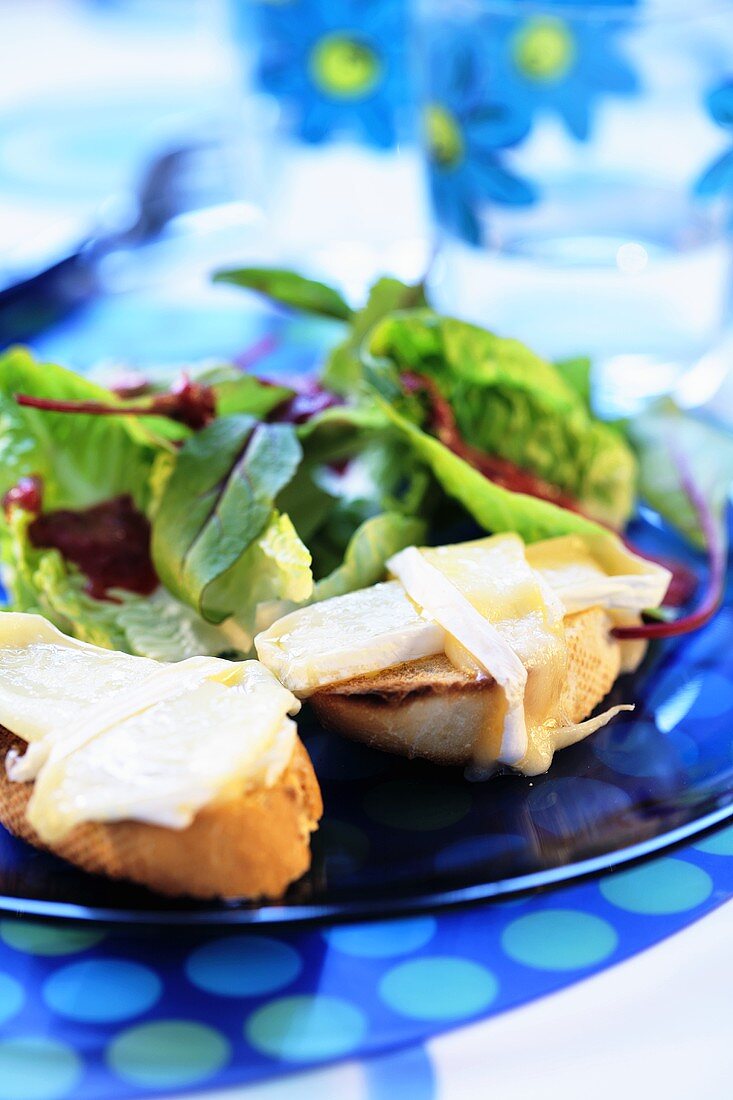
246, 0, 410, 148
241, 0, 641, 244
477, 11, 638, 142
423, 36, 535, 245
697, 81, 733, 201
423, 11, 638, 245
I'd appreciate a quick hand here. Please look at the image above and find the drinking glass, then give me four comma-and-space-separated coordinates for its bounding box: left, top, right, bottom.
228, 0, 429, 298
416, 0, 733, 413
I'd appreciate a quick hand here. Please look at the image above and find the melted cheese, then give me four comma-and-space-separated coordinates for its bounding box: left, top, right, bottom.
255, 581, 444, 695
0, 614, 156, 745
388, 546, 529, 763
525, 534, 671, 614
0, 614, 299, 842
256, 532, 669, 696
27, 662, 297, 843
256, 532, 668, 773
417, 536, 567, 768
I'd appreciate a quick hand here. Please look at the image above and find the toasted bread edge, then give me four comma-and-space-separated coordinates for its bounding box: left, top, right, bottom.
0, 730, 323, 900
311, 608, 624, 768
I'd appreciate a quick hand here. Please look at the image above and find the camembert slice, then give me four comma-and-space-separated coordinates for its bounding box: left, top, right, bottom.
0, 614, 300, 843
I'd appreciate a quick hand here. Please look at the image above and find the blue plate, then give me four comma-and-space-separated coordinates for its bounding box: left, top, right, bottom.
0, 512, 730, 924
6, 273, 730, 924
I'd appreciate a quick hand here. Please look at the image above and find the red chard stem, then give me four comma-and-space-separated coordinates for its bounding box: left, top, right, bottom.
15, 374, 216, 431
613, 453, 726, 640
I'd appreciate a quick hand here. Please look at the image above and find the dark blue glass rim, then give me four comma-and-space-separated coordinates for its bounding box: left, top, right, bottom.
1, 800, 731, 928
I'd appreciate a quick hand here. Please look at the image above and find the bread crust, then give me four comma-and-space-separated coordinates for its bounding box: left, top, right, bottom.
0, 730, 322, 899
311, 607, 625, 770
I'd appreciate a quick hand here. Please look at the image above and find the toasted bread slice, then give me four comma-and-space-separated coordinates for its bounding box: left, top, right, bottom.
311, 607, 624, 769
0, 730, 322, 899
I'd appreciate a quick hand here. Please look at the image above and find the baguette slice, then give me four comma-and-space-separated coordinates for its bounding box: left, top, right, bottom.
311, 607, 626, 771
0, 729, 322, 900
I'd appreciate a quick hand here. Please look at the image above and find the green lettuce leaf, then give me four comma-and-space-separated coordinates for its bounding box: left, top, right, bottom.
113, 589, 239, 661
151, 414, 302, 622
0, 347, 155, 510
369, 388, 609, 544
276, 469, 337, 545
213, 375, 292, 419
296, 403, 389, 462
290, 401, 432, 567
255, 510, 424, 630
212, 266, 352, 321
323, 276, 427, 394
212, 511, 313, 651
365, 312, 637, 528
312, 512, 426, 601
1, 509, 234, 658
553, 356, 592, 411
189, 364, 293, 420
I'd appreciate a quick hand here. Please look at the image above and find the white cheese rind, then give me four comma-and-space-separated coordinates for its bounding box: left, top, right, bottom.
0, 614, 156, 745
526, 534, 671, 614
255, 581, 445, 695
26, 660, 299, 843
255, 533, 670, 701
0, 615, 301, 842
387, 547, 530, 765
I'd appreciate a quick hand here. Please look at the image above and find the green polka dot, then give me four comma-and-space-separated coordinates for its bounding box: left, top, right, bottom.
0, 921, 105, 957
186, 936, 301, 997
107, 1021, 229, 1089
324, 917, 436, 959
379, 957, 497, 1021
502, 910, 617, 971
246, 995, 366, 1063
44, 960, 161, 1023
600, 857, 713, 915
0, 1037, 82, 1100
364, 780, 472, 831
694, 824, 733, 856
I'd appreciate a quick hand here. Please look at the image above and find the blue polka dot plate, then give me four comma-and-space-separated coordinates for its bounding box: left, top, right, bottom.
0, 512, 730, 925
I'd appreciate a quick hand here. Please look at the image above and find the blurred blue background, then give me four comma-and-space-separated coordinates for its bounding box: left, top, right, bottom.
1, 0, 733, 414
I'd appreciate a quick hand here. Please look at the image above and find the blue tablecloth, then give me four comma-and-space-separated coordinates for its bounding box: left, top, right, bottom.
0, 828, 732, 1098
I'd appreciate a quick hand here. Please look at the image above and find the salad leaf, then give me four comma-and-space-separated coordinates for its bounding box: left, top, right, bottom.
1, 509, 232, 658
0, 347, 155, 510
369, 388, 608, 544
151, 415, 302, 622
255, 510, 425, 630
627, 403, 733, 548
553, 356, 592, 411
276, 470, 336, 545
366, 312, 637, 528
114, 589, 237, 661
312, 511, 426, 601
305, 498, 384, 580
213, 375, 292, 419
213, 266, 353, 321
323, 276, 427, 394
211, 512, 313, 651
291, 400, 432, 560
213, 265, 427, 392
296, 402, 389, 464
190, 363, 293, 419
